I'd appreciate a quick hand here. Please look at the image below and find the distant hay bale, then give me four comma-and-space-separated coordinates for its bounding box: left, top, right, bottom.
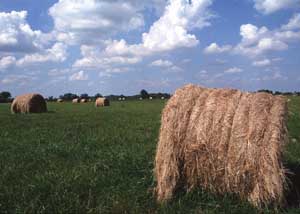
122, 97, 126, 101
155, 84, 288, 208
161, 97, 165, 100
149, 97, 153, 100
57, 99, 63, 103
80, 99, 87, 103
95, 97, 110, 107
11, 93, 47, 114
72, 98, 80, 103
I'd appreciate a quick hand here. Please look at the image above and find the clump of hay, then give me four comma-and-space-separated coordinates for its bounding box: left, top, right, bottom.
11, 93, 47, 114
155, 84, 288, 208
80, 99, 87, 103
72, 98, 80, 103
57, 99, 63, 103
95, 97, 110, 107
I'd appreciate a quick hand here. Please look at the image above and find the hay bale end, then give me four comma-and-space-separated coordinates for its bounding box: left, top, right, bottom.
11, 93, 47, 114
95, 97, 110, 107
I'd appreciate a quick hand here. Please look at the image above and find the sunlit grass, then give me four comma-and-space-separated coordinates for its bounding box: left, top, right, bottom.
0, 97, 299, 213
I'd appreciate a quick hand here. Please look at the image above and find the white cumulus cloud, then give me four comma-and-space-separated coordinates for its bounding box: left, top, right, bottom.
252, 59, 271, 67
253, 0, 300, 14
17, 43, 68, 66
0, 11, 42, 53
206, 14, 300, 58
150, 59, 174, 67
0, 56, 16, 71
69, 70, 89, 81
204, 43, 232, 54
224, 67, 243, 74
74, 0, 214, 72
49, 0, 168, 45
281, 13, 300, 30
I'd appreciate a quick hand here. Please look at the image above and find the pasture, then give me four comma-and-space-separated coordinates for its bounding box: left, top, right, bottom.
0, 97, 299, 213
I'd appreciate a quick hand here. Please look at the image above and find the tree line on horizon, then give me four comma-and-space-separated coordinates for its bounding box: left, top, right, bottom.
1, 89, 300, 103
51, 89, 171, 102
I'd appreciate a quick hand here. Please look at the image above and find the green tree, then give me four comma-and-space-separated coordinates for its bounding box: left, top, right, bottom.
0, 91, 11, 99
94, 93, 103, 98
140, 89, 149, 99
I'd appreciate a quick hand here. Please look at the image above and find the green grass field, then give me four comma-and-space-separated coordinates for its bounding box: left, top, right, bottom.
0, 97, 299, 213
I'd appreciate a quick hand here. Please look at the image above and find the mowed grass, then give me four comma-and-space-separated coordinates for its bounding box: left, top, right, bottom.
0, 97, 299, 213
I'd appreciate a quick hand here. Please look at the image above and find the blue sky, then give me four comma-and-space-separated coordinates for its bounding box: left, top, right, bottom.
0, 0, 299, 97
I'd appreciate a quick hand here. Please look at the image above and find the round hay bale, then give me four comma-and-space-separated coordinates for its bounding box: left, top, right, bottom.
72, 98, 80, 103
155, 84, 288, 207
149, 97, 153, 100
57, 99, 63, 103
95, 97, 110, 107
80, 99, 87, 103
11, 93, 47, 114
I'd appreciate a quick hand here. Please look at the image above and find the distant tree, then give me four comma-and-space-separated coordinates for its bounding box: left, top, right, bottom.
0, 91, 12, 103
0, 91, 11, 99
274, 91, 282, 95
80, 93, 89, 99
140, 89, 149, 99
48, 96, 55, 102
60, 93, 78, 101
94, 93, 103, 98
257, 89, 273, 94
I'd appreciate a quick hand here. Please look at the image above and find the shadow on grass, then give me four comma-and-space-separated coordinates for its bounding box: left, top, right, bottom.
285, 162, 300, 208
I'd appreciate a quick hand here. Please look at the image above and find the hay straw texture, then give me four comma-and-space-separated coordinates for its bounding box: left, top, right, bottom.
72, 98, 80, 103
80, 99, 87, 103
11, 93, 47, 114
95, 98, 110, 107
155, 84, 288, 207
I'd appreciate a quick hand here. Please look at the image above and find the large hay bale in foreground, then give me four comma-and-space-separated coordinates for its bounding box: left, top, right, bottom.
155, 84, 288, 207
95, 98, 110, 107
72, 98, 80, 103
11, 93, 47, 114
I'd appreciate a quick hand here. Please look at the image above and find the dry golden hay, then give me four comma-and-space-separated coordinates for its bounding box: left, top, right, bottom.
11, 93, 47, 114
72, 98, 80, 103
57, 99, 63, 103
155, 84, 288, 208
95, 97, 110, 107
80, 99, 87, 103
